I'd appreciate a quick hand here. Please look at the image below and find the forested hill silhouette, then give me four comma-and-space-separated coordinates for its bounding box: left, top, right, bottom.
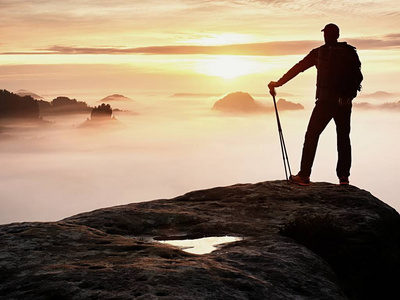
0, 90, 93, 119
38, 96, 91, 115
0, 89, 40, 119
79, 103, 118, 128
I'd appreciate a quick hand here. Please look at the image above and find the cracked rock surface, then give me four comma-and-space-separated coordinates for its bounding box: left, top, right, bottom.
1, 181, 399, 299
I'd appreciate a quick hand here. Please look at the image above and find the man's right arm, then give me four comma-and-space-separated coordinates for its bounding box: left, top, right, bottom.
269, 48, 318, 89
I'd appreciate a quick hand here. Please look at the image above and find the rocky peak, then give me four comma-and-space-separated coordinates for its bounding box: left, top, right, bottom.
1, 181, 399, 299
212, 91, 264, 113
99, 94, 133, 103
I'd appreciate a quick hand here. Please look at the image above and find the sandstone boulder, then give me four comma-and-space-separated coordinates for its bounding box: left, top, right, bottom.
1, 181, 399, 299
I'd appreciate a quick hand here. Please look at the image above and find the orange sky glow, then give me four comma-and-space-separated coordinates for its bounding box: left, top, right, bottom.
0, 0, 399, 97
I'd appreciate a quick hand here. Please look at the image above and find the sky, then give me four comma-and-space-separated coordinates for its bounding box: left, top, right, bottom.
1, 0, 400, 223
0, 0, 399, 97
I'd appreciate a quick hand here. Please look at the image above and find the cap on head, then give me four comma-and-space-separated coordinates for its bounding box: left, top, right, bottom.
321, 23, 340, 39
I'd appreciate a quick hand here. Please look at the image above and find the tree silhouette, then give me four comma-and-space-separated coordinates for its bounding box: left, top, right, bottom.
90, 103, 112, 121
49, 96, 90, 114
0, 89, 40, 119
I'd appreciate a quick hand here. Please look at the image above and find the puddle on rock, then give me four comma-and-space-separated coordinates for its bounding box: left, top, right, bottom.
157, 236, 242, 255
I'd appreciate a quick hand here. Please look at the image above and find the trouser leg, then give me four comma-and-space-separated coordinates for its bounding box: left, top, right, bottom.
299, 102, 333, 177
334, 105, 352, 178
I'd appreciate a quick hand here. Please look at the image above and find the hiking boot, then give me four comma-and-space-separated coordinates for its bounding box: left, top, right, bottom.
289, 174, 310, 186
339, 176, 349, 185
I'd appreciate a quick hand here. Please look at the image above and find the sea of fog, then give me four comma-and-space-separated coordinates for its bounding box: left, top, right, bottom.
1, 93, 399, 224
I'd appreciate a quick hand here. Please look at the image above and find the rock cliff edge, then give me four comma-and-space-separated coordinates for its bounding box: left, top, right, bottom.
1, 181, 399, 300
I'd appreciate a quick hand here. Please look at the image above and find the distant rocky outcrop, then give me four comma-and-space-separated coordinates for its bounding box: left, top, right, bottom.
79, 103, 117, 128
1, 181, 399, 299
99, 94, 133, 103
212, 92, 266, 113
212, 92, 304, 114
353, 101, 400, 111
359, 91, 398, 100
0, 89, 40, 119
276, 98, 304, 110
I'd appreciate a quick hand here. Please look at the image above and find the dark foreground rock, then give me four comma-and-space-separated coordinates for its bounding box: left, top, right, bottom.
1, 181, 399, 300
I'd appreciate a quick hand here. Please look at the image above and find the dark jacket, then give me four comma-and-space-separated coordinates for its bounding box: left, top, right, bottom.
277, 41, 362, 100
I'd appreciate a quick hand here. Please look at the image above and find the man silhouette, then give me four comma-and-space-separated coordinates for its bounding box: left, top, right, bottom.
269, 23, 362, 186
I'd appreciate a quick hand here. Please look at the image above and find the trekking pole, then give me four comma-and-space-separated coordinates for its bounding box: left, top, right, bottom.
268, 84, 292, 182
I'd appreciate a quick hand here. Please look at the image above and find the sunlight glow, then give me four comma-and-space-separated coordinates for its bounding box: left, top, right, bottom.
195, 55, 264, 79
182, 33, 254, 46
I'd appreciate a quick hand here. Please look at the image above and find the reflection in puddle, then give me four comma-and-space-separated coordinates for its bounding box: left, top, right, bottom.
158, 236, 242, 254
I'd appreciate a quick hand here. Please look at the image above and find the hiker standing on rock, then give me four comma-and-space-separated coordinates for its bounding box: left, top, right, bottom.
269, 23, 363, 186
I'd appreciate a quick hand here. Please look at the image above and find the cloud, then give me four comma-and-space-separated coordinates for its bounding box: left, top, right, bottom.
0, 41, 321, 56
385, 33, 400, 38
2, 32, 399, 57
347, 34, 400, 50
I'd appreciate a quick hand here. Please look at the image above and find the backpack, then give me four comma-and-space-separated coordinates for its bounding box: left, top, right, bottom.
317, 42, 363, 100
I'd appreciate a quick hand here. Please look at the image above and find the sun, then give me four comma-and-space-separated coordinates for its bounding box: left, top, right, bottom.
196, 55, 262, 79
